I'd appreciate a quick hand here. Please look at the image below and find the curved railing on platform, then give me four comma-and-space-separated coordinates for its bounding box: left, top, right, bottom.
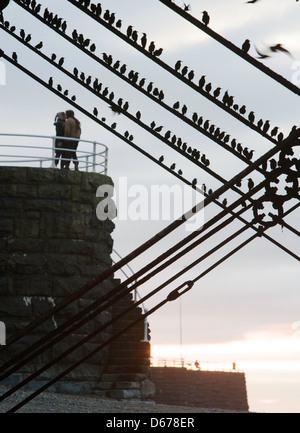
0, 133, 108, 174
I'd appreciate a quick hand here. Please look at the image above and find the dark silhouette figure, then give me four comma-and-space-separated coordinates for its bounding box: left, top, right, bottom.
242, 39, 251, 53
63, 110, 81, 171
0, 0, 10, 12
53, 112, 66, 168
202, 11, 210, 26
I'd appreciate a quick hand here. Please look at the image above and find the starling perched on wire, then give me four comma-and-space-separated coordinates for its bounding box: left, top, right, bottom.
242, 39, 251, 53
0, 0, 10, 12
202, 11, 210, 26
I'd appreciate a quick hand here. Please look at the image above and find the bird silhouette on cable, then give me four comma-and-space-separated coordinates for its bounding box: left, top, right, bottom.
213, 87, 221, 98
202, 11, 210, 26
263, 120, 270, 134
132, 30, 138, 43
116, 19, 122, 29
159, 155, 164, 163
175, 60, 182, 72
141, 33, 147, 49
154, 48, 163, 57
127, 25, 133, 38
239, 105, 247, 115
149, 41, 156, 54
248, 111, 255, 123
248, 178, 254, 190
181, 66, 188, 76
188, 70, 194, 81
242, 39, 251, 53
170, 163, 176, 170
0, 0, 10, 12
35, 41, 43, 50
183, 3, 191, 11
199, 75, 206, 88
12, 51, 17, 62
173, 101, 180, 110
257, 119, 263, 129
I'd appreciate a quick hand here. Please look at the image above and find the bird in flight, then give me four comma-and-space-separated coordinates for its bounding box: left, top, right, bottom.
269, 43, 293, 57
254, 45, 270, 59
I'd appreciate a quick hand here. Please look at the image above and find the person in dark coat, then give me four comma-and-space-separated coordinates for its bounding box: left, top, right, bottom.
63, 110, 81, 170
54, 112, 66, 168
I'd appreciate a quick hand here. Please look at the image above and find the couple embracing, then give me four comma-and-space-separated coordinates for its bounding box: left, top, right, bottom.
54, 110, 81, 170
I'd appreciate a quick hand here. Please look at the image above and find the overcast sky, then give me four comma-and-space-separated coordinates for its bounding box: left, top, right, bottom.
1, 0, 300, 413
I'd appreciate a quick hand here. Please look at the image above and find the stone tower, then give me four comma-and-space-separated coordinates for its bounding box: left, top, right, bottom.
0, 166, 153, 399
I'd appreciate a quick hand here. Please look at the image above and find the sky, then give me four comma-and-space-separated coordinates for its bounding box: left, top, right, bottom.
0, 0, 300, 413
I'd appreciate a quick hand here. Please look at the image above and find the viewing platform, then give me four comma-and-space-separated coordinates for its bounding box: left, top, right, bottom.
0, 133, 108, 174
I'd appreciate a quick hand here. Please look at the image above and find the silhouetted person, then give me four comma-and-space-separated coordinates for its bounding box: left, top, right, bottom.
53, 112, 66, 168
64, 110, 81, 171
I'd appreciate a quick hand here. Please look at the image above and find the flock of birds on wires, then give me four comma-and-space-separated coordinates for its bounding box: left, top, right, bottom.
0, 0, 298, 202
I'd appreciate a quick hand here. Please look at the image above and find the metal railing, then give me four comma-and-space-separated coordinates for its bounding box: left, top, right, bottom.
150, 357, 241, 373
0, 133, 108, 174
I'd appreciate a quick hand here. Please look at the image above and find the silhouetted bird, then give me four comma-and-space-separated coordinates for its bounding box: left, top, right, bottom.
271, 126, 279, 137
35, 41, 43, 50
149, 41, 155, 54
58, 57, 64, 67
48, 77, 53, 87
248, 178, 254, 190
181, 66, 188, 76
132, 30, 138, 43
173, 101, 180, 110
205, 83, 212, 93
170, 163, 176, 170
90, 43, 96, 52
141, 33, 147, 49
239, 105, 246, 115
213, 87, 221, 98
116, 19, 122, 29
199, 75, 206, 88
183, 3, 191, 11
12, 51, 17, 62
270, 43, 292, 57
257, 119, 263, 129
277, 132, 284, 142
71, 95, 76, 101
136, 111, 141, 120
154, 48, 163, 57
93, 107, 98, 117
188, 70, 194, 81
242, 39, 251, 53
159, 155, 164, 163
263, 120, 270, 134
192, 178, 197, 187
248, 111, 255, 123
127, 25, 133, 38
175, 60, 182, 72
0, 0, 10, 12
202, 11, 210, 26
254, 45, 270, 59
178, 169, 183, 176
182, 105, 187, 115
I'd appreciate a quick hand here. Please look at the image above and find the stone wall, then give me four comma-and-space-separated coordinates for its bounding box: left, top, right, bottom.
0, 166, 150, 395
151, 367, 249, 412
